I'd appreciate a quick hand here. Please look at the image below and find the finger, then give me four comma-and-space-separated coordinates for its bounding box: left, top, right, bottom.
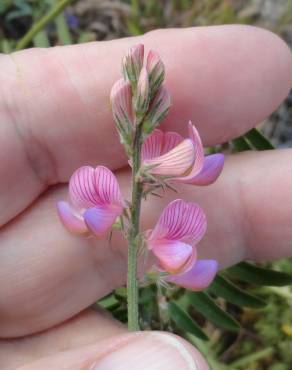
1, 150, 292, 338
18, 332, 209, 370
0, 308, 126, 369
1, 26, 291, 225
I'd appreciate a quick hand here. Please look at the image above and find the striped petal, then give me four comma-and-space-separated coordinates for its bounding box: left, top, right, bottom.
149, 199, 207, 243
176, 122, 204, 181
94, 166, 124, 207
69, 166, 98, 209
84, 205, 122, 236
166, 259, 218, 291
57, 201, 88, 234
178, 153, 225, 185
141, 129, 164, 161
152, 240, 195, 274
161, 131, 183, 154
69, 166, 123, 210
143, 139, 195, 177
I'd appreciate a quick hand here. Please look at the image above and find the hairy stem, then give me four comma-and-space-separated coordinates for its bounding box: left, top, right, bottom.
127, 124, 143, 331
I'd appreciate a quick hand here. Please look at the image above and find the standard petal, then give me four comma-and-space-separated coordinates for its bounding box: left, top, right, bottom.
94, 166, 124, 207
166, 259, 218, 291
57, 201, 88, 234
69, 166, 99, 209
178, 153, 225, 185
151, 240, 195, 274
149, 199, 207, 244
84, 205, 122, 236
161, 131, 183, 154
141, 129, 164, 161
143, 139, 195, 177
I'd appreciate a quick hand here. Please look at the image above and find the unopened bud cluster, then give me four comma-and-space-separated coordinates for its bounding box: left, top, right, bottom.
110, 44, 170, 154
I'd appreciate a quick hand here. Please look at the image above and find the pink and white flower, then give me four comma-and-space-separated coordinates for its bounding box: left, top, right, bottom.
141, 121, 224, 185
57, 166, 124, 236
147, 199, 218, 291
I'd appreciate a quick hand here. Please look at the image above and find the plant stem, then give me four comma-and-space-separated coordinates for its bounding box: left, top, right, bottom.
15, 0, 72, 51
127, 124, 143, 331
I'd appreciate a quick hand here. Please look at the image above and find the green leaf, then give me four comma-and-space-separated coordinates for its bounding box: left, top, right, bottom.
232, 136, 251, 152
208, 274, 266, 308
226, 262, 292, 286
244, 128, 274, 150
168, 301, 208, 341
188, 291, 240, 332
98, 294, 120, 311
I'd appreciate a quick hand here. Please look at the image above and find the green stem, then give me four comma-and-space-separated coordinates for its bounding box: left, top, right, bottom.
15, 0, 72, 51
127, 124, 143, 331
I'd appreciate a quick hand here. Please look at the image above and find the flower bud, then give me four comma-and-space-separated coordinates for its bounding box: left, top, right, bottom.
143, 86, 171, 135
134, 67, 150, 118
110, 78, 133, 149
122, 44, 144, 87
146, 50, 165, 98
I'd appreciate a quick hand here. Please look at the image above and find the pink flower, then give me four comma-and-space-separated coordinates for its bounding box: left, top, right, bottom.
141, 121, 224, 185
57, 166, 124, 236
146, 199, 217, 291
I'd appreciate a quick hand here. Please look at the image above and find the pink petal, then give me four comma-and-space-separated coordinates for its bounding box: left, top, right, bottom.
151, 240, 195, 274
149, 199, 207, 243
57, 201, 88, 234
143, 139, 195, 177
94, 166, 124, 208
69, 166, 124, 210
110, 79, 133, 125
141, 129, 163, 161
69, 166, 99, 209
161, 131, 183, 154
176, 122, 204, 181
178, 154, 225, 185
84, 205, 122, 236
166, 259, 218, 291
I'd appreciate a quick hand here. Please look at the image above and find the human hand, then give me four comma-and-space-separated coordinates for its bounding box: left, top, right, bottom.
0, 25, 292, 369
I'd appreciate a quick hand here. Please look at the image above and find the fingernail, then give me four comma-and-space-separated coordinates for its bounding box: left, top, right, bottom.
92, 332, 208, 370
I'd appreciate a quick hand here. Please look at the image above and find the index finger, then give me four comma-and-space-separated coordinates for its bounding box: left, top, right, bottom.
0, 25, 291, 225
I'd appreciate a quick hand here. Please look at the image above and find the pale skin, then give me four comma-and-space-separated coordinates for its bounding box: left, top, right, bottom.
0, 25, 292, 369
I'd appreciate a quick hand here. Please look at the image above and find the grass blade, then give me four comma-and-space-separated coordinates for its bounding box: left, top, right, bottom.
169, 301, 208, 341
188, 292, 240, 332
